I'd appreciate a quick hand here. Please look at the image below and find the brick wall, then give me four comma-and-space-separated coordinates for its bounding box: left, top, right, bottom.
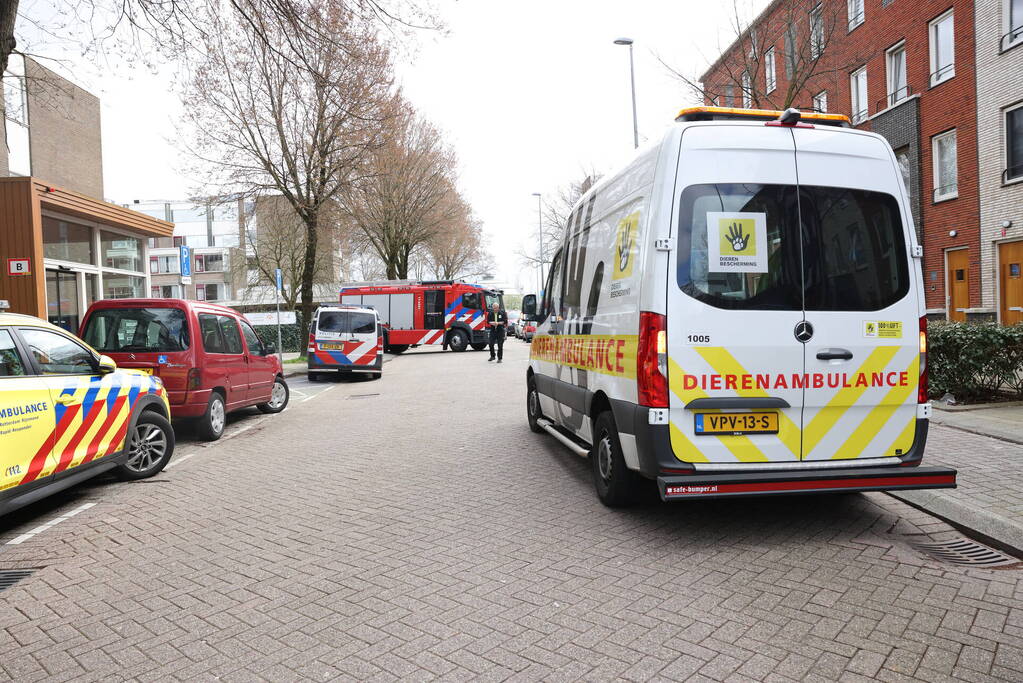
975, 0, 1023, 317
701, 0, 981, 315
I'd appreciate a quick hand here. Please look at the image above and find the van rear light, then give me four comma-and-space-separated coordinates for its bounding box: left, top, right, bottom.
638, 311, 668, 408
918, 316, 928, 404
308, 332, 316, 353
186, 368, 201, 391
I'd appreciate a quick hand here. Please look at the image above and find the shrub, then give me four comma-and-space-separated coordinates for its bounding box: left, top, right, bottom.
927, 321, 1023, 402
251, 323, 305, 353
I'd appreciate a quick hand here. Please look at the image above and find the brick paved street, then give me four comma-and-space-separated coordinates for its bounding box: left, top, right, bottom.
1, 340, 1022, 681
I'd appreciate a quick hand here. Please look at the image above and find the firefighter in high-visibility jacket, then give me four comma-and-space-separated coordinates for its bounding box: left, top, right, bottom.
486, 303, 508, 363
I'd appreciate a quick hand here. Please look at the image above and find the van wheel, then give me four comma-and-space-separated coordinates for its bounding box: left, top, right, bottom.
116, 411, 175, 480
448, 329, 469, 352
470, 343, 488, 351
307, 372, 320, 382
592, 411, 643, 507
198, 393, 226, 441
527, 376, 544, 434
369, 372, 382, 380
257, 377, 289, 414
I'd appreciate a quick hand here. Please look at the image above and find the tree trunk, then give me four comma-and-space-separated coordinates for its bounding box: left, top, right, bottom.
0, 0, 18, 78
298, 212, 319, 359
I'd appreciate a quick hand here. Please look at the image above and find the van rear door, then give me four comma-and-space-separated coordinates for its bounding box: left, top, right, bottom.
792, 128, 922, 462
667, 125, 805, 465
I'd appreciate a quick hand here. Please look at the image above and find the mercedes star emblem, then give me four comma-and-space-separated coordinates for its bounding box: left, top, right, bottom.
794, 321, 814, 343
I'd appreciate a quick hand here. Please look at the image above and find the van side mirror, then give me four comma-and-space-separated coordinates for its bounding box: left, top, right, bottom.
263, 343, 276, 356
522, 294, 537, 317
97, 355, 117, 374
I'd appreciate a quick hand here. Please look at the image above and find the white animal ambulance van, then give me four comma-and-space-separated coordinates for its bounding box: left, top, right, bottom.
523, 106, 957, 506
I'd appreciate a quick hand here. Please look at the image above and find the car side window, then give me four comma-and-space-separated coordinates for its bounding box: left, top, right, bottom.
0, 330, 27, 376
218, 316, 244, 355
198, 314, 226, 353
19, 328, 96, 375
239, 321, 265, 355
461, 293, 481, 309
542, 249, 564, 320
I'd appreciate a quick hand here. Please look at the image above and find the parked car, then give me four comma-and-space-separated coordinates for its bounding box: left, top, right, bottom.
80, 299, 289, 442
0, 313, 175, 517
506, 310, 521, 338
522, 319, 537, 342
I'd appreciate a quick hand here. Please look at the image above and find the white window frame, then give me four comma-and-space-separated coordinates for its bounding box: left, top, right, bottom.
1005, 0, 1023, 51
848, 0, 865, 31
929, 9, 955, 86
810, 4, 824, 58
813, 90, 828, 113
741, 71, 752, 108
885, 41, 908, 108
850, 67, 867, 124
765, 47, 776, 94
932, 129, 959, 202
1005, 101, 1023, 184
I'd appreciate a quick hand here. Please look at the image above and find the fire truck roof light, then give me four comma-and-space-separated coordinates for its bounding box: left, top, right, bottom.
675, 106, 851, 127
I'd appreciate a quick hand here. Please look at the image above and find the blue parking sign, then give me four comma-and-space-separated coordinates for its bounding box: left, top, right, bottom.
179, 246, 192, 277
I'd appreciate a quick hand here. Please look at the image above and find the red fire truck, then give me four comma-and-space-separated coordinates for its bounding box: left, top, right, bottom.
339, 280, 503, 353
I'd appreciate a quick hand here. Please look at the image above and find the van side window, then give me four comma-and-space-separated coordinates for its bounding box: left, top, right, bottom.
218, 317, 244, 355
0, 330, 27, 376
199, 314, 226, 353
541, 249, 564, 320
239, 321, 265, 355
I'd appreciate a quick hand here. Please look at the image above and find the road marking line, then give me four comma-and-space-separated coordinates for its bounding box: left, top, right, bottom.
302, 386, 335, 402
221, 423, 256, 441
163, 452, 197, 470
6, 502, 97, 545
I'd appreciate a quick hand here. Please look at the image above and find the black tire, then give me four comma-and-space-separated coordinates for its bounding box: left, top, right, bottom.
388, 345, 409, 354
448, 329, 469, 352
115, 411, 175, 480
591, 411, 643, 507
307, 371, 320, 382
470, 342, 488, 352
369, 372, 382, 380
526, 375, 544, 434
197, 392, 227, 442
257, 376, 289, 414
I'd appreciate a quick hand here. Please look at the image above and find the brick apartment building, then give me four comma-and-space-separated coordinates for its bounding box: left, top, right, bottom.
700, 0, 988, 321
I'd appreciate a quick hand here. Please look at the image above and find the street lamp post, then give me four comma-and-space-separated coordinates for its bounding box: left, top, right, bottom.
614, 37, 639, 149
531, 192, 543, 295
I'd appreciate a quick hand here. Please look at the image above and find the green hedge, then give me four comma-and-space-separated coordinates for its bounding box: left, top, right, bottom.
251, 323, 305, 353
928, 321, 1023, 402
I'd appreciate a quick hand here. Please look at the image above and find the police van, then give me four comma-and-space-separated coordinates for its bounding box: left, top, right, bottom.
307, 305, 383, 381
523, 106, 957, 506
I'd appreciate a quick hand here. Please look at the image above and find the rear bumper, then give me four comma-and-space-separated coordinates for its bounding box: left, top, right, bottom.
657, 466, 956, 501
308, 355, 382, 373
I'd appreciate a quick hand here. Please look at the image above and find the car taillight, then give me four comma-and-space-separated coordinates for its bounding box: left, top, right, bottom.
918, 316, 928, 404
308, 332, 316, 353
638, 311, 668, 408
186, 368, 201, 391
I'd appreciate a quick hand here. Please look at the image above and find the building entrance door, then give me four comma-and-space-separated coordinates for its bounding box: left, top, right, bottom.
1000, 241, 1023, 326
45, 269, 81, 332
946, 249, 969, 322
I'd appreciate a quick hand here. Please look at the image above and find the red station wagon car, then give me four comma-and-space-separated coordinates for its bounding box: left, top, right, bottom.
80, 299, 289, 441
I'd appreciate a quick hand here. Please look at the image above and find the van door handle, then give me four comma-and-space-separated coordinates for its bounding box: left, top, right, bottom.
816, 349, 853, 361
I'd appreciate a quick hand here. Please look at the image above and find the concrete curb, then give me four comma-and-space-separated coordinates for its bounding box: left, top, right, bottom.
930, 414, 1023, 446
888, 489, 1023, 558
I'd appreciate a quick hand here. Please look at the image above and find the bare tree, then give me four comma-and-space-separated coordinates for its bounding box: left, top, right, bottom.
660, 0, 861, 111
425, 201, 493, 280
344, 105, 461, 279
181, 3, 394, 355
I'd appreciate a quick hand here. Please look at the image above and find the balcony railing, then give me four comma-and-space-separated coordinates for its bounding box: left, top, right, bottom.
933, 183, 958, 202
1001, 25, 1023, 52
929, 63, 954, 86
875, 85, 913, 114
850, 107, 868, 125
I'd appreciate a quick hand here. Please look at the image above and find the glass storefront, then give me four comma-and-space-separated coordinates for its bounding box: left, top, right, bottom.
43, 217, 94, 264
45, 270, 81, 332
101, 230, 144, 272
103, 274, 146, 299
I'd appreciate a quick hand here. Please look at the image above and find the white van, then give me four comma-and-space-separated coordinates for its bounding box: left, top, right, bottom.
523, 106, 957, 506
307, 305, 383, 381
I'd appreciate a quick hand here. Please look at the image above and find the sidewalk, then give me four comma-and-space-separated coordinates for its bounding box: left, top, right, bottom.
889, 402, 1023, 556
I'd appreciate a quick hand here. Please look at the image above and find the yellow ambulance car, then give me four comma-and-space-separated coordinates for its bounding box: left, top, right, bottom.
0, 312, 174, 516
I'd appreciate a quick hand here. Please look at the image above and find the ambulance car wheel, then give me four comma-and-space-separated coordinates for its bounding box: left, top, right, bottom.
198, 393, 226, 441
592, 411, 642, 507
448, 329, 469, 352
527, 376, 544, 434
116, 411, 175, 480
258, 376, 290, 414
471, 343, 487, 351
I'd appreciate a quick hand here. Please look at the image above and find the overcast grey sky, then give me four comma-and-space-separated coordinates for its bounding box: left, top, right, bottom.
35, 0, 769, 293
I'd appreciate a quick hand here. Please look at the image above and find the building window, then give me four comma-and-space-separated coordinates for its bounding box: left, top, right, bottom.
848, 0, 865, 30
932, 129, 958, 201
810, 4, 824, 58
765, 48, 776, 93
196, 283, 228, 302
1005, 0, 1023, 50
194, 253, 225, 273
724, 84, 734, 107
3, 54, 30, 176
886, 42, 908, 107
149, 254, 180, 274
929, 10, 955, 86
42, 218, 95, 265
173, 235, 185, 247
103, 274, 146, 299
895, 147, 913, 204
812, 90, 828, 113
784, 24, 796, 79
850, 67, 868, 124
741, 71, 752, 108
151, 285, 182, 298
101, 231, 144, 272
1007, 103, 1023, 183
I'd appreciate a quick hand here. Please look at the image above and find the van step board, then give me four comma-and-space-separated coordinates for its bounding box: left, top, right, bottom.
658, 466, 956, 501
537, 419, 590, 458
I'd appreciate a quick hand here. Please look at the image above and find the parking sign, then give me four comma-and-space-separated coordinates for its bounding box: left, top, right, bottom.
179, 246, 192, 285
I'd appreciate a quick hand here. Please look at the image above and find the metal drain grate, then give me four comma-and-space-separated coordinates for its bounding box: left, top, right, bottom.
914, 539, 1020, 567
347, 393, 380, 400
0, 569, 35, 592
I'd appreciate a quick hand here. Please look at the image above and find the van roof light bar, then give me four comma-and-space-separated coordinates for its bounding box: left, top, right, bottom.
675, 106, 851, 127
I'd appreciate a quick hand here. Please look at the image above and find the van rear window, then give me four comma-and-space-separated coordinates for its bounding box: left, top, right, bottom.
316, 312, 376, 335
677, 183, 909, 311
83, 308, 189, 352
